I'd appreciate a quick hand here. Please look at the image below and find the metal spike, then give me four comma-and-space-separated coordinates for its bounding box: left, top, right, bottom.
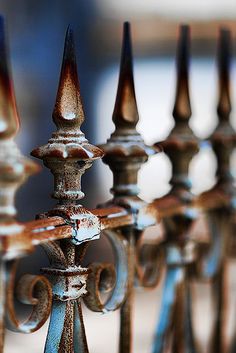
217, 28, 231, 123
52, 26, 85, 132
31, 26, 103, 203
172, 25, 191, 123
159, 25, 198, 197
112, 21, 139, 133
0, 16, 38, 219
0, 15, 19, 139
210, 28, 235, 189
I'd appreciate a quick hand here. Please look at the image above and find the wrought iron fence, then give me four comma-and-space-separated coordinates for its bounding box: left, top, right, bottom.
0, 13, 235, 353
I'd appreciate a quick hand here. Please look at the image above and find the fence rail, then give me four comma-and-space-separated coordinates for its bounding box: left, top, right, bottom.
0, 14, 235, 353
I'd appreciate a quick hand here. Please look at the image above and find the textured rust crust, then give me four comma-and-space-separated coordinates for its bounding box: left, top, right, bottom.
0, 16, 236, 353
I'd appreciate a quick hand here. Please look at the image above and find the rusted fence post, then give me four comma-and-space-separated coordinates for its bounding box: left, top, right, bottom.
0, 20, 131, 353
99, 22, 161, 353
151, 25, 199, 353
207, 28, 234, 353
31, 26, 131, 353
0, 14, 236, 353
0, 16, 39, 351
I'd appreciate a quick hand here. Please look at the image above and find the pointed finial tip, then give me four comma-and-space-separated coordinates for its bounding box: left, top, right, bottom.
122, 21, 132, 52
52, 26, 85, 131
0, 16, 6, 61
176, 24, 190, 78
178, 24, 190, 51
219, 26, 230, 35
123, 21, 130, 31
172, 23, 191, 122
63, 25, 76, 60
0, 14, 19, 139
218, 27, 231, 56
180, 24, 189, 34
112, 21, 139, 130
65, 24, 74, 40
216, 27, 232, 122
66, 24, 73, 32
178, 25, 190, 58
219, 27, 231, 43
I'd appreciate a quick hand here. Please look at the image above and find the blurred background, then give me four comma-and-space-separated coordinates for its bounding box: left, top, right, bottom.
2, 0, 236, 352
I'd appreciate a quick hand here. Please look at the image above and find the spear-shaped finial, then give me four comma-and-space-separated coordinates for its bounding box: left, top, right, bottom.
210, 28, 236, 190
0, 16, 38, 220
217, 28, 231, 123
157, 24, 198, 198
52, 26, 85, 133
173, 25, 191, 125
111, 21, 139, 138
31, 27, 103, 203
100, 22, 159, 199
0, 15, 19, 139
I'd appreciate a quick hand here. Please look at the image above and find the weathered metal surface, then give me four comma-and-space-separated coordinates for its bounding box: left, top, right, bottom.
135, 226, 165, 288
0, 19, 124, 353
201, 29, 235, 353
152, 25, 199, 353
0, 207, 132, 260
92, 206, 133, 230
0, 15, 39, 221
0, 15, 43, 351
0, 13, 235, 353
30, 26, 129, 353
5, 260, 52, 333
84, 229, 128, 312
99, 22, 162, 353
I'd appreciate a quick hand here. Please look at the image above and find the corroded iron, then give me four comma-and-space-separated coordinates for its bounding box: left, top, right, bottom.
99, 22, 162, 353
30, 26, 129, 353
0, 15, 40, 351
189, 28, 236, 353
197, 28, 236, 353
0, 14, 236, 353
0, 16, 38, 241
152, 25, 199, 353
0, 19, 132, 353
31, 27, 103, 228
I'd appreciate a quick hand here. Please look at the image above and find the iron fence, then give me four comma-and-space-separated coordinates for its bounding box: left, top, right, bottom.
0, 15, 235, 353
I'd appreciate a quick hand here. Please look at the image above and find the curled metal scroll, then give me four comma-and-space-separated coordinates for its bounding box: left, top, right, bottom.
40, 232, 128, 352
135, 227, 165, 289
5, 260, 52, 333
84, 229, 128, 312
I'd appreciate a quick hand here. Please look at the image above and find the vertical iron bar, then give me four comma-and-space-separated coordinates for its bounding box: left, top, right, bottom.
32, 26, 103, 353
208, 28, 235, 353
0, 15, 38, 353
152, 25, 199, 353
99, 22, 159, 353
